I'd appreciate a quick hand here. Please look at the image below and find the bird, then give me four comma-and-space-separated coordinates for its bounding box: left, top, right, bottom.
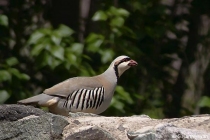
18, 55, 137, 116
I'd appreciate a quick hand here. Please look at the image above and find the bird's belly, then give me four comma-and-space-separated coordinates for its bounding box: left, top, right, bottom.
94, 99, 112, 114
68, 101, 110, 114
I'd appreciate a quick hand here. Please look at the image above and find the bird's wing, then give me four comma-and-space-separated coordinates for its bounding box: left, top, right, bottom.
43, 76, 103, 98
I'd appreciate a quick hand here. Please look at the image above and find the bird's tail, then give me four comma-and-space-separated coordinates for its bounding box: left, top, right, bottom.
17, 94, 58, 107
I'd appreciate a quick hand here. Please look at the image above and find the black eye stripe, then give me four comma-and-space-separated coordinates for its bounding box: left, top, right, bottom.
122, 57, 131, 62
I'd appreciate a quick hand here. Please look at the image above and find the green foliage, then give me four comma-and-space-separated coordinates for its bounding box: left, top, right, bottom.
87, 6, 135, 66
0, 56, 30, 103
0, 15, 8, 27
0, 90, 9, 104
92, 6, 129, 21
86, 33, 105, 53
28, 25, 82, 70
110, 86, 134, 114
198, 96, 210, 108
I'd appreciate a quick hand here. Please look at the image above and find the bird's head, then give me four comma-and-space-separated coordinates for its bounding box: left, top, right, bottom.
109, 55, 138, 80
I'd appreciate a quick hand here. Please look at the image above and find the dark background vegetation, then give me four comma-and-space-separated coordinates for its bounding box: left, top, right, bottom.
1, 0, 210, 118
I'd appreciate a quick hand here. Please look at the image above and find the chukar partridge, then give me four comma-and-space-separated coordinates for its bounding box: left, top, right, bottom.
18, 55, 137, 116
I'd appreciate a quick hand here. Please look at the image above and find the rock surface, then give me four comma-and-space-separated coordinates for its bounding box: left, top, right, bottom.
1, 105, 210, 140
0, 104, 45, 121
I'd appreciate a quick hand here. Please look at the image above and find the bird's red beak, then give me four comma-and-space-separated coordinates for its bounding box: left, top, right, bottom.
128, 60, 138, 66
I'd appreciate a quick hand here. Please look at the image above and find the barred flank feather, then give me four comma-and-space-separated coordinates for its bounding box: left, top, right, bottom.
63, 87, 105, 111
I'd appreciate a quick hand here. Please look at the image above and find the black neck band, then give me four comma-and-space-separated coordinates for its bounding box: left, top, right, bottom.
114, 65, 119, 81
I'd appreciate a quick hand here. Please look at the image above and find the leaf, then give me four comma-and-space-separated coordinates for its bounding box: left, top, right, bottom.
99, 49, 114, 63
0, 15, 8, 26
86, 33, 104, 52
70, 43, 84, 54
20, 74, 30, 80
66, 53, 77, 64
87, 39, 104, 52
51, 32, 61, 45
6, 57, 19, 66
116, 86, 134, 104
8, 68, 30, 80
0, 70, 11, 82
50, 45, 64, 60
28, 31, 45, 45
0, 90, 10, 103
92, 10, 107, 21
56, 24, 74, 37
110, 17, 125, 27
8, 68, 21, 78
86, 33, 104, 43
111, 97, 125, 113
107, 6, 119, 16
117, 8, 130, 17
64, 62, 71, 70
111, 28, 122, 36
198, 96, 210, 108
51, 58, 62, 69
107, 7, 129, 17
43, 54, 61, 69
31, 44, 45, 56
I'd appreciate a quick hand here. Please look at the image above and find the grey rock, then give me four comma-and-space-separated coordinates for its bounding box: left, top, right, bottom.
1, 104, 210, 140
66, 126, 115, 140
118, 124, 126, 131
68, 112, 99, 117
0, 104, 45, 121
0, 105, 69, 140
127, 123, 210, 140
131, 114, 150, 118
131, 133, 155, 140
156, 125, 210, 140
127, 131, 156, 140
127, 126, 156, 140
50, 114, 70, 138
72, 119, 81, 125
